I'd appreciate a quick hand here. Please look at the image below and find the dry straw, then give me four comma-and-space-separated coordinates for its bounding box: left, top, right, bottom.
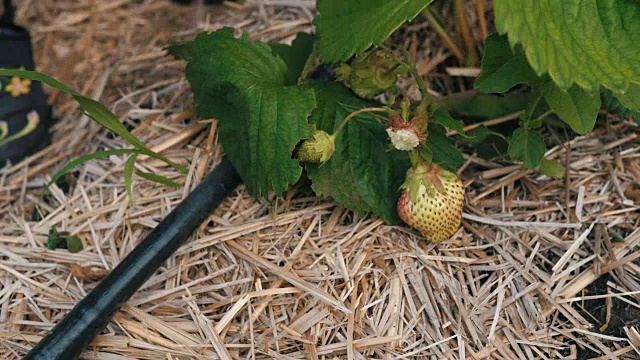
1, 1, 639, 359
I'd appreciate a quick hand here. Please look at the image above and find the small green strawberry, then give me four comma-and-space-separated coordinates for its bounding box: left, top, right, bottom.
397, 162, 464, 243
336, 49, 407, 99
295, 130, 336, 163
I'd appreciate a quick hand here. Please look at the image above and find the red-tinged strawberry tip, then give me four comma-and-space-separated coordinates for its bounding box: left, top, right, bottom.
397, 163, 464, 243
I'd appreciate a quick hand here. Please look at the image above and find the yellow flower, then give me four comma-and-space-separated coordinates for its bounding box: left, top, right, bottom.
5, 76, 31, 97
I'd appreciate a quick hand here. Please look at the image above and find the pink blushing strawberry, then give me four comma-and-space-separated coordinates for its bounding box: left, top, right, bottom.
397, 162, 464, 243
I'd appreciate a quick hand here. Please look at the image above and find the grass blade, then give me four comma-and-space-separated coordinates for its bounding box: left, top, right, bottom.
46, 149, 140, 192
124, 154, 139, 199
135, 171, 182, 187
0, 69, 187, 174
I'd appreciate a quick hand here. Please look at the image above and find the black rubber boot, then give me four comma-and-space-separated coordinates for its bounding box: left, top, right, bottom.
0, 0, 52, 165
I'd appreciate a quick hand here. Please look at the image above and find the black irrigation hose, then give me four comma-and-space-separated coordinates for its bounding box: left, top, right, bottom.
23, 158, 241, 360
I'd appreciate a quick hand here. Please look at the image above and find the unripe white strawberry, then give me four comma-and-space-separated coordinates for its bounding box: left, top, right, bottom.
397, 163, 464, 243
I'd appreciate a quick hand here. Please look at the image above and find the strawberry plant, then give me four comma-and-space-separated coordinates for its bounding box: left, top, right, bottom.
168, 0, 640, 243
4, 1, 638, 243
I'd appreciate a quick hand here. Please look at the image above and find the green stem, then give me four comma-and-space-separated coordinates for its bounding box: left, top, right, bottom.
532, 110, 553, 124
524, 91, 544, 127
333, 107, 389, 138
408, 150, 421, 167
377, 45, 431, 109
397, 47, 431, 104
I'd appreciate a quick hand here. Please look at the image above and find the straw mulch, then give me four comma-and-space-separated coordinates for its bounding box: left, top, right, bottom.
1, 1, 640, 359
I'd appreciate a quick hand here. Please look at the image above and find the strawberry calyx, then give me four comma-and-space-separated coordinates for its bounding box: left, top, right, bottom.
400, 161, 449, 202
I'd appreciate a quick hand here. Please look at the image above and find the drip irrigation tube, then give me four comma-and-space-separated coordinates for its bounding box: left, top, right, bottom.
23, 158, 241, 360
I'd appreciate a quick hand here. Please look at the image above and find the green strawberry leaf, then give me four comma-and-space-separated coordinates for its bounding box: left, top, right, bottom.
47, 227, 65, 251
465, 125, 509, 159
65, 235, 84, 253
494, 0, 640, 92
426, 123, 465, 172
47, 227, 84, 253
508, 127, 546, 169
436, 91, 534, 120
537, 78, 601, 135
539, 158, 565, 179
475, 33, 537, 93
315, 0, 433, 63
167, 41, 194, 62
270, 32, 315, 85
601, 86, 640, 124
430, 106, 469, 138
615, 83, 640, 112
304, 82, 410, 224
180, 28, 316, 197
